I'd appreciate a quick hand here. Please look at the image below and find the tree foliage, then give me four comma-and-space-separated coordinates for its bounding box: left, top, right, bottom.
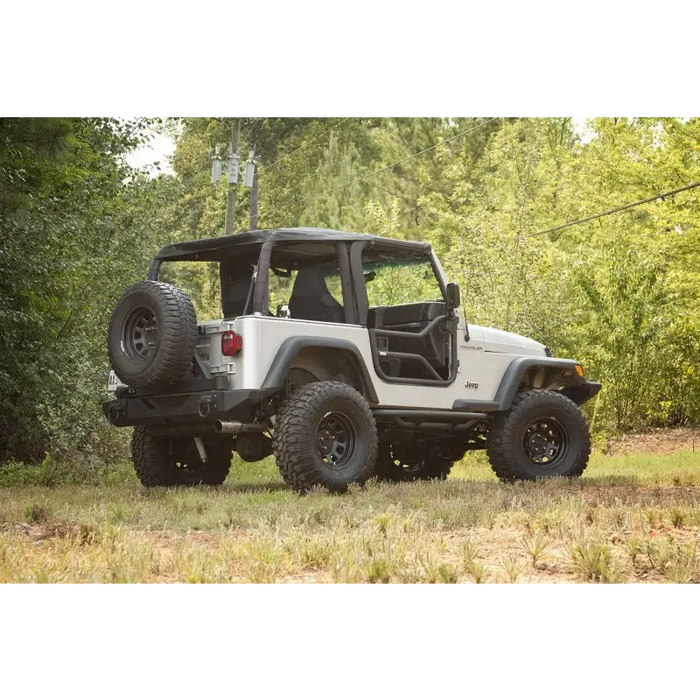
0, 118, 171, 461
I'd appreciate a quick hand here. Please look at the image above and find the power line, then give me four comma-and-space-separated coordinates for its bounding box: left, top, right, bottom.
259, 118, 351, 174
526, 181, 700, 238
500, 179, 700, 331
366, 180, 402, 198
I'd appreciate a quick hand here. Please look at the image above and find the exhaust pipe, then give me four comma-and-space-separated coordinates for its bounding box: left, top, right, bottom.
213, 420, 268, 435
213, 420, 244, 434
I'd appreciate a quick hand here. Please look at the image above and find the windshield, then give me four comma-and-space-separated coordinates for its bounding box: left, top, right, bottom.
362, 255, 443, 308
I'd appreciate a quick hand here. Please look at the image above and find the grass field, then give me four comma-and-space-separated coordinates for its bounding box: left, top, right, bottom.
1, 445, 699, 583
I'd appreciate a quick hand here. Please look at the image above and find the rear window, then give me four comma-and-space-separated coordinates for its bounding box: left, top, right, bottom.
158, 260, 222, 321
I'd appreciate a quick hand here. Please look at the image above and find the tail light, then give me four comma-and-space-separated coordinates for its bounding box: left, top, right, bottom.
222, 331, 242, 356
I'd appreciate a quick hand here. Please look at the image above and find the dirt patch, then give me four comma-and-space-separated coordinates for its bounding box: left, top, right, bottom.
605, 427, 700, 456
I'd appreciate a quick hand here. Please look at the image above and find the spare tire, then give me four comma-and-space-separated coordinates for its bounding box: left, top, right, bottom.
108, 280, 198, 390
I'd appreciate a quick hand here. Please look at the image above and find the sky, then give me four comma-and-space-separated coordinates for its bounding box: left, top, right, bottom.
126, 118, 596, 177
126, 131, 176, 175
572, 117, 595, 143
119, 114, 175, 175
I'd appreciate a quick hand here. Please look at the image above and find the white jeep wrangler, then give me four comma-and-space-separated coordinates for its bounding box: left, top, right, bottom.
104, 227, 601, 492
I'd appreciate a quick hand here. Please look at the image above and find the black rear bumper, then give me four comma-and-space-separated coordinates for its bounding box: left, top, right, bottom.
102, 387, 274, 428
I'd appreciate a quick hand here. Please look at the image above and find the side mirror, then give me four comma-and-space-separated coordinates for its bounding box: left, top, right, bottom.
445, 282, 461, 312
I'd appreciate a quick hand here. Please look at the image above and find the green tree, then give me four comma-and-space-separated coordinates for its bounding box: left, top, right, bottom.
0, 118, 168, 461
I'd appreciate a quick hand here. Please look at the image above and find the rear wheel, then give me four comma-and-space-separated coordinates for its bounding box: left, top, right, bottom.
375, 440, 453, 482
131, 427, 232, 487
273, 381, 378, 493
487, 390, 591, 482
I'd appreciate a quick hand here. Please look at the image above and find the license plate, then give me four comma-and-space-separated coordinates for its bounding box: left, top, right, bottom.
107, 370, 126, 392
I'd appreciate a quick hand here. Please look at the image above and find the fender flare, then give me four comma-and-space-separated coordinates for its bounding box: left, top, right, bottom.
261, 336, 379, 404
494, 357, 601, 410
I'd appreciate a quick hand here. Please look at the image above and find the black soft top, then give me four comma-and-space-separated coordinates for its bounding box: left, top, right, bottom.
154, 227, 430, 262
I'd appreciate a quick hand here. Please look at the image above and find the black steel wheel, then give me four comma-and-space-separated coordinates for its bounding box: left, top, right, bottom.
316, 412, 358, 469
522, 417, 569, 468
375, 440, 453, 482
122, 307, 158, 362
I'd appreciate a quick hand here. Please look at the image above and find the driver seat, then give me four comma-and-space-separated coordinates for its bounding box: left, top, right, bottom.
288, 267, 344, 323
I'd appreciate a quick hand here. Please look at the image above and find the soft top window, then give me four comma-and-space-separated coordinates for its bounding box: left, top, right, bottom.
220, 257, 257, 318
268, 242, 345, 323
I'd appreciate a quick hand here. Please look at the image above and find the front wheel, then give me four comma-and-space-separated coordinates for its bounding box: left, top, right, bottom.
487, 390, 591, 482
273, 381, 378, 493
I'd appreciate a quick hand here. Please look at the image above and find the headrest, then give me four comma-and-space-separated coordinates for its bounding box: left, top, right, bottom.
292, 267, 329, 297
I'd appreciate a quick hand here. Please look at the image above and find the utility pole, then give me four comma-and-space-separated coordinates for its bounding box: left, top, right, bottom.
211, 118, 258, 235
224, 119, 241, 236
249, 151, 259, 230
